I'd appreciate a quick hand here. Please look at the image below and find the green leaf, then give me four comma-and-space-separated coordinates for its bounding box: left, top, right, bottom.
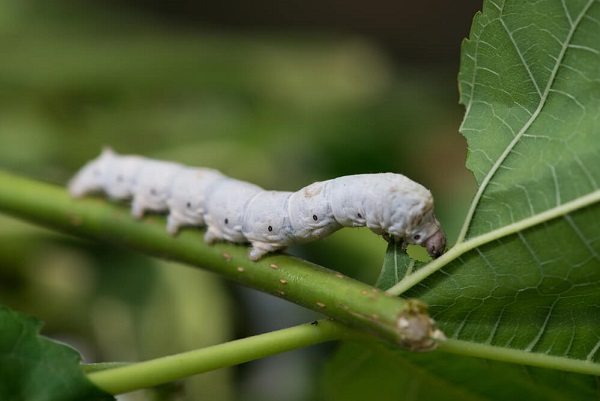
384, 0, 600, 372
458, 0, 600, 237
322, 342, 600, 401
375, 243, 429, 290
413, 0, 600, 361
0, 304, 113, 401
332, 0, 600, 398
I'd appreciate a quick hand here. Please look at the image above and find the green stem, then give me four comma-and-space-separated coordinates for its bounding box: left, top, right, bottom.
0, 170, 439, 348
86, 320, 352, 395
439, 339, 600, 376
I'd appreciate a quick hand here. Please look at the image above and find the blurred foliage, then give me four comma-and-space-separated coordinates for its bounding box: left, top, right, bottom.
0, 305, 113, 401
0, 0, 474, 400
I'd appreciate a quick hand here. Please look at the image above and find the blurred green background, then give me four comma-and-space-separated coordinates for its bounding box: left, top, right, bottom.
0, 0, 478, 400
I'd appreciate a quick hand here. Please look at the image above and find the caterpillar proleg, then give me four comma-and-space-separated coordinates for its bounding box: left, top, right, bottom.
69, 148, 446, 261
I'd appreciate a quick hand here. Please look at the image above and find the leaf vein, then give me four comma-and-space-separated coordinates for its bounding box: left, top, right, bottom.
568, 43, 600, 55
586, 339, 600, 362
565, 214, 600, 261
525, 298, 559, 352
561, 0, 575, 27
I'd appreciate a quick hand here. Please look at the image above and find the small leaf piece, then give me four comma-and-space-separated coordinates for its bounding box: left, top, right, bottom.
376, 242, 412, 289
0, 305, 113, 401
376, 242, 428, 290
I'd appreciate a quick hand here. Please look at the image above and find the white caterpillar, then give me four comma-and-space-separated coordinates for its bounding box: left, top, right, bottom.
68, 147, 446, 261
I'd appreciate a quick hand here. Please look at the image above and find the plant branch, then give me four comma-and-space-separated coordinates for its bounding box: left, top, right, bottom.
85, 319, 353, 395
0, 170, 442, 349
439, 339, 600, 376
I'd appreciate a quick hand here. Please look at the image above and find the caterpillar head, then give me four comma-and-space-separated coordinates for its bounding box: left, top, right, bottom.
406, 212, 446, 258
384, 220, 446, 259
386, 197, 446, 259
422, 224, 446, 258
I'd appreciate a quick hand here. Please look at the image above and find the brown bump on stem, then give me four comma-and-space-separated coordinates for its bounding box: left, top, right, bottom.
269, 264, 279, 269
316, 302, 326, 308
222, 253, 233, 261
279, 279, 288, 284
274, 290, 286, 296
397, 299, 446, 351
334, 273, 344, 278
236, 266, 245, 272
360, 290, 368, 295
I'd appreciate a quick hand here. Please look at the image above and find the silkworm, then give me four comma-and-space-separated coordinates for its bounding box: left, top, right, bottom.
68, 148, 446, 260
165, 167, 225, 235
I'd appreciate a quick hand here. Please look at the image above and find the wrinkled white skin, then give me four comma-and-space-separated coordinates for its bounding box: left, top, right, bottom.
103, 155, 145, 200
67, 147, 115, 197
326, 173, 445, 258
239, 174, 445, 260
240, 181, 344, 261
68, 147, 145, 201
287, 181, 342, 243
69, 149, 446, 260
130, 160, 185, 219
203, 178, 264, 244
68, 158, 105, 198
242, 191, 294, 261
166, 168, 225, 235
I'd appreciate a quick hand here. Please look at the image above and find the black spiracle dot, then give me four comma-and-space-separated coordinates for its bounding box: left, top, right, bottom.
414, 234, 421, 240
268, 226, 273, 232
357, 213, 362, 219
186, 202, 192, 208
312, 215, 318, 221
150, 189, 157, 195
224, 218, 229, 225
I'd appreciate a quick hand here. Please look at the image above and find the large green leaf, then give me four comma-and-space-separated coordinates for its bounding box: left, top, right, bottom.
0, 305, 113, 401
322, 342, 599, 401
325, 0, 600, 398
413, 0, 600, 361
459, 0, 599, 233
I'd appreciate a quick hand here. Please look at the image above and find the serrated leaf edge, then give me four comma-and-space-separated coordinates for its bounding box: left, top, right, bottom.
456, 0, 596, 243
